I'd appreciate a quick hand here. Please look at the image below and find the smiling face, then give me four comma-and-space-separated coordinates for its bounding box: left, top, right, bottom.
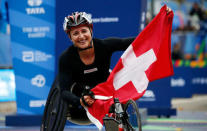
69, 25, 92, 50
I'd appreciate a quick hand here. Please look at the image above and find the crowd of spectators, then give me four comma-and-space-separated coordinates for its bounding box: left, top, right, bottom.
147, 0, 207, 63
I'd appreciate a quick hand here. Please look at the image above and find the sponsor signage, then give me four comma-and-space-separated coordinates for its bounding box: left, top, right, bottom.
171, 78, 185, 87
139, 78, 172, 108
190, 68, 207, 94
9, 0, 55, 114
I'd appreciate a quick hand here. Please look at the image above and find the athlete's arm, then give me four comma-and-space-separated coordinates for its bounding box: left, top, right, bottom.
59, 72, 80, 106
102, 37, 135, 52
58, 54, 80, 107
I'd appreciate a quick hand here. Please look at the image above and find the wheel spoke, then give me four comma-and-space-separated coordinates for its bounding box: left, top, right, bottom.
123, 99, 142, 131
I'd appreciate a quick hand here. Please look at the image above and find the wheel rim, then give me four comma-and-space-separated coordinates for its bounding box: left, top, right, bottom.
44, 88, 60, 131
124, 99, 142, 131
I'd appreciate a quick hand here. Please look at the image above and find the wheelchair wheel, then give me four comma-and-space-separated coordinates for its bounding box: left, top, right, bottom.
40, 77, 68, 131
123, 99, 142, 131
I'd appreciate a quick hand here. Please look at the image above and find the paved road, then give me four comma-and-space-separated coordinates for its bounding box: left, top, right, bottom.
1, 111, 207, 131
0, 95, 207, 131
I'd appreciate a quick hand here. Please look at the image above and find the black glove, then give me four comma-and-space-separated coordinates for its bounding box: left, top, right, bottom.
81, 86, 95, 107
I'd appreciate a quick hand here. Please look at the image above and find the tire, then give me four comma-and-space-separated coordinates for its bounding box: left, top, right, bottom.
123, 99, 142, 131
40, 76, 68, 131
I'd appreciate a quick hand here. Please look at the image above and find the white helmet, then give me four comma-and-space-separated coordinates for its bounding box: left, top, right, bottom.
63, 12, 93, 33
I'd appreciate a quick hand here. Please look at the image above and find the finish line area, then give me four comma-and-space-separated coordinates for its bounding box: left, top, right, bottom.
1, 111, 207, 131
1, 95, 207, 131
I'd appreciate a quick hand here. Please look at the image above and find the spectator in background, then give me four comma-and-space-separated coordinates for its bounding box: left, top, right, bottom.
190, 2, 205, 21
0, 0, 9, 34
189, 2, 206, 30
172, 42, 183, 60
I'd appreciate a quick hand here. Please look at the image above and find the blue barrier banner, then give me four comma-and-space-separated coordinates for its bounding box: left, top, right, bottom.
8, 0, 55, 114
0, 69, 16, 102
169, 67, 193, 98
191, 68, 207, 94
170, 67, 207, 96
139, 78, 172, 108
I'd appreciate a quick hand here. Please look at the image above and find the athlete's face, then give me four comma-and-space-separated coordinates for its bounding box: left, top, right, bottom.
69, 26, 92, 49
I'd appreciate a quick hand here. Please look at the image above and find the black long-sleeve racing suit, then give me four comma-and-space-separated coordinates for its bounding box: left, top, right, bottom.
58, 37, 135, 109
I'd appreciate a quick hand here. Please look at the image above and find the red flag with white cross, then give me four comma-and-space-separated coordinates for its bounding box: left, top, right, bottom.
85, 5, 174, 130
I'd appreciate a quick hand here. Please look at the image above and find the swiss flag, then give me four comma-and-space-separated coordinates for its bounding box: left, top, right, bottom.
85, 5, 174, 130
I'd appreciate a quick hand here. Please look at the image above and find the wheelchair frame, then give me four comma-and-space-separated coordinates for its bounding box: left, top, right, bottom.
41, 77, 142, 131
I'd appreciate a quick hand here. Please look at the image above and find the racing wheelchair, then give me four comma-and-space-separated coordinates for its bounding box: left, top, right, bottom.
40, 76, 142, 131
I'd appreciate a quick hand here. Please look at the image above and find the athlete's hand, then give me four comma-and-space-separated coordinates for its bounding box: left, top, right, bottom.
166, 6, 172, 14
80, 95, 95, 107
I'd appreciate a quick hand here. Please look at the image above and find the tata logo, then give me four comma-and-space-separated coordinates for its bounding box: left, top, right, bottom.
26, 0, 45, 14
28, 0, 42, 6
31, 74, 46, 87
26, 7, 45, 15
171, 78, 185, 87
